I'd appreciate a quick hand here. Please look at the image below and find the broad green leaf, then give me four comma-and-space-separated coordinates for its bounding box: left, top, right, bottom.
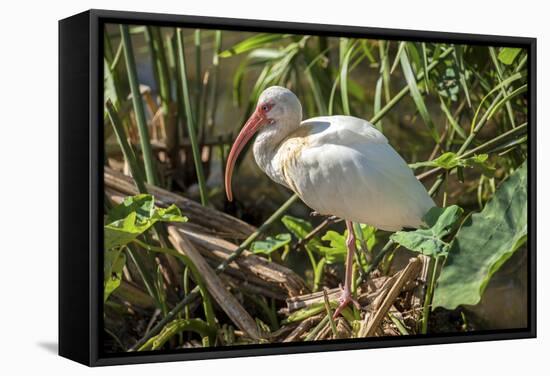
497, 47, 522, 65
104, 194, 187, 250
390, 205, 463, 257
219, 33, 290, 58
251, 233, 292, 255
317, 225, 377, 264
282, 215, 324, 257
104, 248, 126, 302
318, 230, 348, 264
282, 215, 313, 239
400, 45, 439, 142
359, 224, 377, 250
409, 152, 495, 176
433, 162, 528, 309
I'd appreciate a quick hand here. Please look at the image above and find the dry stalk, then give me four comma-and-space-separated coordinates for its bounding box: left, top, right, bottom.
167, 225, 261, 341
359, 257, 423, 337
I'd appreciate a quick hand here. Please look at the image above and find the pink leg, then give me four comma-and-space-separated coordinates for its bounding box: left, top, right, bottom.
333, 220, 361, 319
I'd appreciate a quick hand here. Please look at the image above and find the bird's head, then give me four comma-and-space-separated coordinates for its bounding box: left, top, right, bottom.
225, 86, 302, 201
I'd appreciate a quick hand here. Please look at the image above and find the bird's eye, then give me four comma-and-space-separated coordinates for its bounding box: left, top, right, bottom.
261, 105, 269, 112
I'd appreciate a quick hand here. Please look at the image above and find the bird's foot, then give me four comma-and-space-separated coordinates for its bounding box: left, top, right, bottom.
332, 285, 361, 319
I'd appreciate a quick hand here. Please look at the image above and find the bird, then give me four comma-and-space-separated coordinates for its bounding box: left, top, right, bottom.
225, 86, 435, 317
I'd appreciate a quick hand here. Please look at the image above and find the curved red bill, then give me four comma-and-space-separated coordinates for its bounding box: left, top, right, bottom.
225, 109, 267, 201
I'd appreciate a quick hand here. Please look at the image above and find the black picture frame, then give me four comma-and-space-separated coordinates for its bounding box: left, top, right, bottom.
59, 8, 537, 367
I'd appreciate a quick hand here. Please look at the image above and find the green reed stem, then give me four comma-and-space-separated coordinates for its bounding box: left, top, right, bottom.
150, 26, 172, 115
421, 255, 440, 334
120, 24, 158, 186
105, 100, 147, 193
206, 31, 222, 135
176, 28, 209, 206
194, 30, 202, 131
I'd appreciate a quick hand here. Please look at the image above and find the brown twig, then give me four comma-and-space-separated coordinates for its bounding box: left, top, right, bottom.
166, 225, 262, 341
359, 257, 423, 337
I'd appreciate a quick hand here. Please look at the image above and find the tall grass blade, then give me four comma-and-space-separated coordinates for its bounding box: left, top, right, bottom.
105, 100, 147, 193
373, 76, 384, 131
421, 42, 430, 92
453, 46, 471, 108
194, 30, 203, 132
378, 40, 391, 102
370, 46, 453, 125
400, 44, 439, 142
120, 24, 158, 185
206, 31, 222, 135
489, 46, 517, 128
390, 41, 406, 74
219, 33, 290, 58
340, 40, 356, 116
176, 28, 209, 206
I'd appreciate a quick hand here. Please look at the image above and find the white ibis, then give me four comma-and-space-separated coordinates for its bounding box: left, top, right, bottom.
225, 86, 435, 317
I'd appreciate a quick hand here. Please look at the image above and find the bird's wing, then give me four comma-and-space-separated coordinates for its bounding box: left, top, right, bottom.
281, 116, 435, 231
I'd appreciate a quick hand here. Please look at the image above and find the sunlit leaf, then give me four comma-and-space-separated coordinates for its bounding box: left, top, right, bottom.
104, 248, 126, 302
433, 162, 527, 309
317, 224, 377, 264
282, 215, 313, 239
219, 33, 290, 58
390, 205, 463, 257
497, 47, 522, 65
409, 152, 495, 176
104, 194, 187, 250
251, 233, 292, 255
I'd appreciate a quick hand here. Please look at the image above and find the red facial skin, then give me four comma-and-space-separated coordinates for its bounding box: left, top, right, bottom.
225, 102, 274, 201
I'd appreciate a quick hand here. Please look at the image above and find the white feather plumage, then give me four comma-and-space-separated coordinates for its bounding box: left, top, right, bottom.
267, 115, 435, 231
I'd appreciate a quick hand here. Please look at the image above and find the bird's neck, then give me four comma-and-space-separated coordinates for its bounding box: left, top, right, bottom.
253, 117, 300, 188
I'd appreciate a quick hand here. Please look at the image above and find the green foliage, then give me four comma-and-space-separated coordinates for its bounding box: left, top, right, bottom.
251, 233, 292, 255
318, 224, 377, 264
282, 215, 313, 239
138, 318, 215, 351
497, 47, 522, 65
282, 301, 355, 324
390, 206, 464, 257
400, 44, 438, 142
433, 162, 527, 309
104, 194, 187, 250
409, 152, 495, 176
103, 26, 529, 346
103, 194, 187, 302
104, 248, 126, 302
219, 33, 291, 58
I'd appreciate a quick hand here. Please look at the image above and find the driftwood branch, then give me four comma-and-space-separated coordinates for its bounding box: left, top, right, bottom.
105, 167, 255, 239
175, 225, 307, 297
166, 225, 261, 341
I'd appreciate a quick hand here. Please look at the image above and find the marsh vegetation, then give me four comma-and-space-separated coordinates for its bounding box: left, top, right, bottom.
103, 24, 528, 352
